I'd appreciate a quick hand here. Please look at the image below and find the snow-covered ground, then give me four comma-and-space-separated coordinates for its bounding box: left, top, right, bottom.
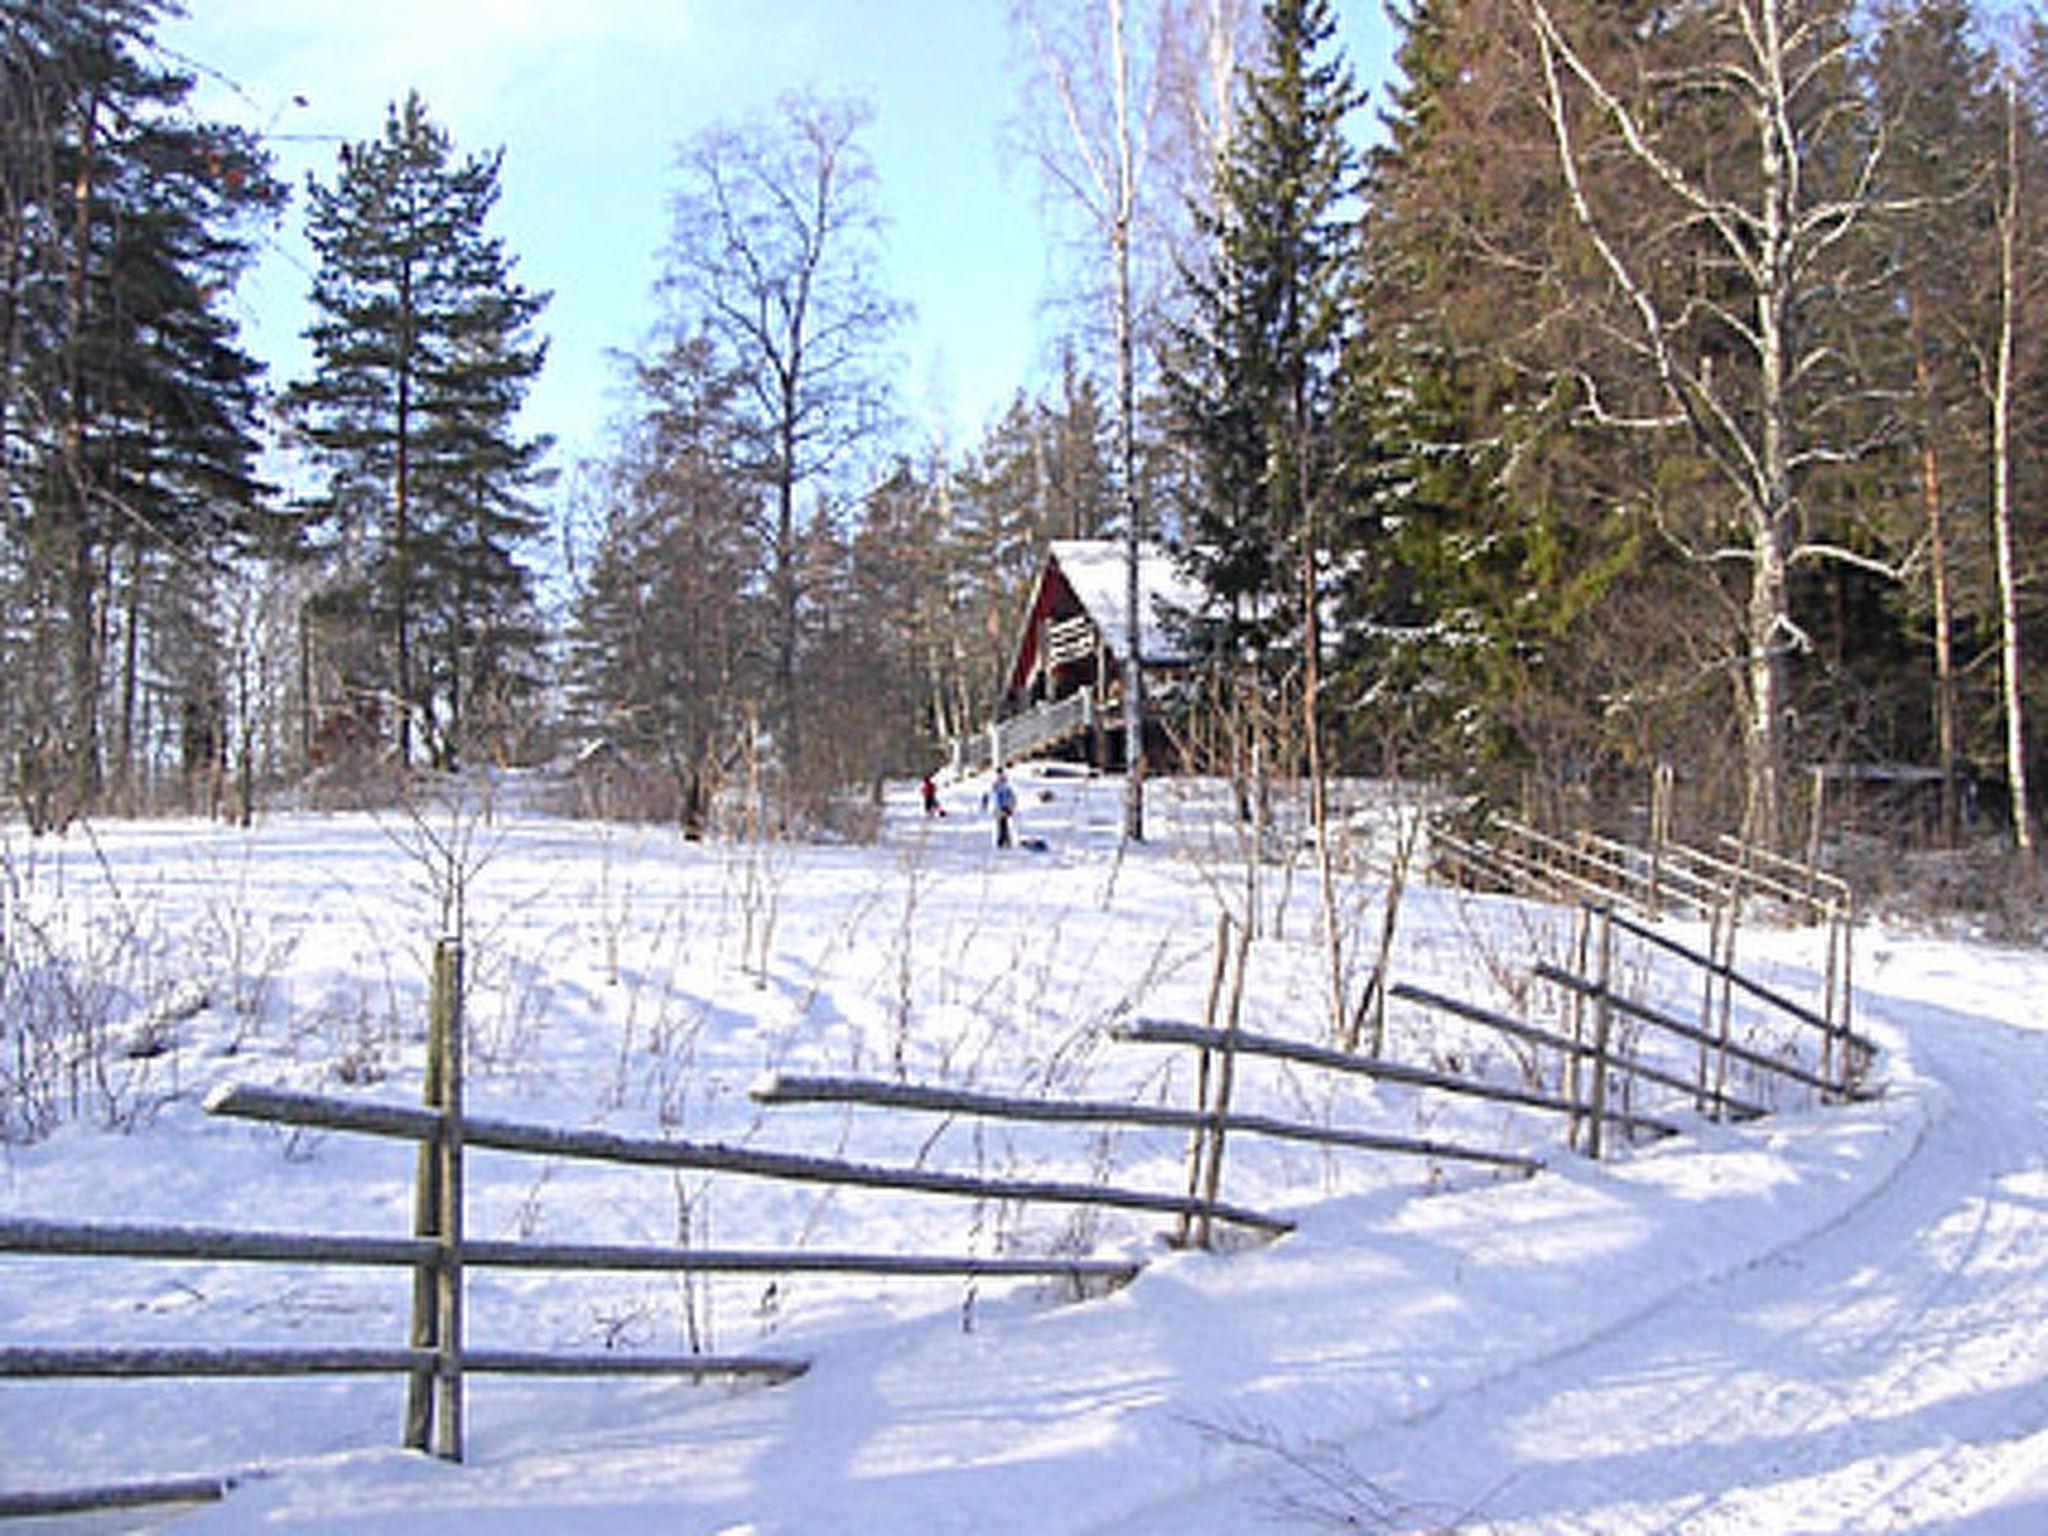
3, 768, 2047, 1532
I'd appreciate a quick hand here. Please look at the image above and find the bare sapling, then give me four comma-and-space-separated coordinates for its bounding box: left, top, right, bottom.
1343, 801, 1424, 1056
890, 844, 929, 1081
670, 1171, 712, 1353
382, 771, 505, 946
0, 830, 187, 1139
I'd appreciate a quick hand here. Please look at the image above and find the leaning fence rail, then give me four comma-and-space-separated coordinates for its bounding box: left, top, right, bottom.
203, 1082, 1292, 1236
751, 1072, 1545, 1175
1597, 905, 1872, 1094
1389, 981, 1755, 1122
1535, 962, 1844, 1100
1114, 1019, 1677, 1142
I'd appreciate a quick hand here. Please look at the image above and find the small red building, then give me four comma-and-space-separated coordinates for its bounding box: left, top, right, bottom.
960, 540, 1205, 773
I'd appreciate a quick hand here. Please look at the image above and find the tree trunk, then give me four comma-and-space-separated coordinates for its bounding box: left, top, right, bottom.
1992, 80, 2034, 854
1112, 0, 1147, 844
393, 262, 415, 769
1908, 293, 1960, 845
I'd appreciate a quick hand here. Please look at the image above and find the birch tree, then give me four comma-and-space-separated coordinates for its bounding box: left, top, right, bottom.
658, 92, 902, 786
1988, 74, 2035, 852
1013, 0, 1166, 840
1521, 0, 1895, 848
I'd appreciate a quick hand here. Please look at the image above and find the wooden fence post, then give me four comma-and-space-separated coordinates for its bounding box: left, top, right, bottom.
432, 938, 465, 1463
1178, 913, 1231, 1247
1583, 908, 1615, 1160
1565, 906, 1592, 1153
1712, 895, 1739, 1114
405, 938, 465, 1460
403, 944, 446, 1452
1695, 904, 1721, 1115
1195, 917, 1252, 1250
1825, 892, 1855, 1096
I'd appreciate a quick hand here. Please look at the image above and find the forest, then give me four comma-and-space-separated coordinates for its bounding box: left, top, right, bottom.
4, 0, 2045, 866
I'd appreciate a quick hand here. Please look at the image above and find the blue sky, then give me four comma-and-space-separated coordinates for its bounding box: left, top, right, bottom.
161, 1, 1397, 475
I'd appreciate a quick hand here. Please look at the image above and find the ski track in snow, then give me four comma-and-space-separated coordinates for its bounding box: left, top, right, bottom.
1141, 976, 2048, 1535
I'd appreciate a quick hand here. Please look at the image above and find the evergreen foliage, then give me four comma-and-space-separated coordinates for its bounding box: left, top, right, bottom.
7, 1, 2047, 855
0, 0, 281, 826
286, 91, 551, 773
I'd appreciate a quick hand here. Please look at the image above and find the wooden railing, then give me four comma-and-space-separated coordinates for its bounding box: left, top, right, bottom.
1429, 814, 1857, 1056
950, 689, 1098, 774
1044, 614, 1097, 667
0, 940, 1152, 1473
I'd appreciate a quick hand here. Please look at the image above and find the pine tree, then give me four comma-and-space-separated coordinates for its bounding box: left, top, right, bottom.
1, 0, 281, 825
286, 91, 550, 773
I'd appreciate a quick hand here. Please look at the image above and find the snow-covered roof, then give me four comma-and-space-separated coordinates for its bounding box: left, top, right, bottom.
1046, 538, 1208, 667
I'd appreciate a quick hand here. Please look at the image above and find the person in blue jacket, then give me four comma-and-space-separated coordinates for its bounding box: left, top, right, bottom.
991, 769, 1016, 848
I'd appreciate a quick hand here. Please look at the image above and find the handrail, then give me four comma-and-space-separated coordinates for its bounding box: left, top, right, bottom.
950, 689, 1100, 773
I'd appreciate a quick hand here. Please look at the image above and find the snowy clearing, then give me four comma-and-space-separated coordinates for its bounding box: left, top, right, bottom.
4, 770, 2048, 1532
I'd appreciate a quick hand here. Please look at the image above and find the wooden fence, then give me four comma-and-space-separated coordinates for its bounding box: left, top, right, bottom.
753, 1066, 1541, 1254
1428, 815, 1857, 1067
1392, 901, 1871, 1157
1, 940, 1161, 1472
4, 896, 1872, 1494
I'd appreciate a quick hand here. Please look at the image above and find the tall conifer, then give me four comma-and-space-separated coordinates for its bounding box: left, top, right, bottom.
287, 92, 550, 772
1, 0, 280, 823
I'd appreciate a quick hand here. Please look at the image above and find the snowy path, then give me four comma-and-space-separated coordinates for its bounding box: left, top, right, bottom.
1153, 979, 2048, 1534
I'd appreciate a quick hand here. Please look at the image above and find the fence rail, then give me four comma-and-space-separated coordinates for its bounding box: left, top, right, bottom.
0, 1216, 1140, 1283
753, 1071, 1544, 1174
1389, 981, 1738, 1118
203, 1082, 1291, 1236
1117, 1018, 1679, 1141
0, 1478, 229, 1521
1535, 962, 1839, 1099
0, 1345, 808, 1383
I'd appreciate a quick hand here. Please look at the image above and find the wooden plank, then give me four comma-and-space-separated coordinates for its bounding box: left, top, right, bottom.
0, 1346, 429, 1378
1116, 1019, 1681, 1139
205, 1084, 1294, 1235
460, 1350, 809, 1381
753, 1072, 1543, 1174
0, 1217, 1140, 1283
0, 1216, 433, 1267
461, 1241, 1143, 1282
1599, 906, 1876, 1061
0, 1345, 808, 1383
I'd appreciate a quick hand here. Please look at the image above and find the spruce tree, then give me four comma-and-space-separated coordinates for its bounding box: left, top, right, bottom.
1167, 0, 1364, 1042
1349, 0, 1645, 788
1166, 0, 1361, 678
566, 336, 758, 833
286, 91, 550, 773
